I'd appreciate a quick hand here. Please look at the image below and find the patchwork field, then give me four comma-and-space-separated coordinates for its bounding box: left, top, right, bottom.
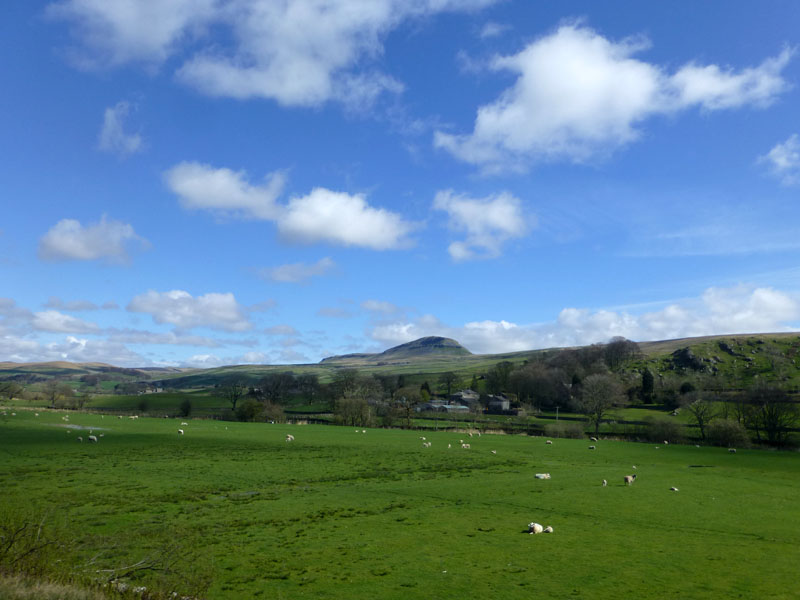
1, 409, 799, 599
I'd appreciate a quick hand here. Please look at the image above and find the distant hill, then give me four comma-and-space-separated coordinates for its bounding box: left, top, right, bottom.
320, 336, 472, 365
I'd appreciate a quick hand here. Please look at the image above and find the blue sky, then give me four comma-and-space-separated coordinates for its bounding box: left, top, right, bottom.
2, 1, 800, 367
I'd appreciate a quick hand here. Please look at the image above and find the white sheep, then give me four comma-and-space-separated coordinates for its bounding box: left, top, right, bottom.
77, 436, 83, 442
362, 429, 366, 433
602, 479, 607, 487
286, 434, 295, 442
88, 435, 98, 443
181, 422, 188, 426
490, 450, 497, 455
670, 486, 679, 492
534, 473, 550, 479
632, 465, 637, 469
663, 440, 669, 445
420, 436, 426, 441
34, 413, 39, 417
461, 443, 470, 449
545, 440, 553, 445
422, 442, 431, 448
590, 436, 597, 442
728, 448, 737, 453
588, 445, 596, 450
469, 432, 473, 438
623, 474, 637, 485
448, 443, 451, 449
178, 429, 184, 435
528, 522, 543, 534
543, 526, 554, 533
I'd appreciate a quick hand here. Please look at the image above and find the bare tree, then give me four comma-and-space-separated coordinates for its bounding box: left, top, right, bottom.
747, 384, 799, 445
220, 377, 247, 411
604, 337, 641, 370
579, 373, 625, 435
684, 392, 717, 440
41, 380, 73, 409
437, 372, 457, 396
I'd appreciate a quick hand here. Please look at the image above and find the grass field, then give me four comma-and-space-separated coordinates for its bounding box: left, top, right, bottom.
1, 407, 799, 599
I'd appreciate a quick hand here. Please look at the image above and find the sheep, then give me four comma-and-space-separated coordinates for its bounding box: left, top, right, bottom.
34, 413, 39, 417
448, 443, 451, 449
632, 465, 637, 469
469, 432, 473, 438
543, 526, 554, 533
602, 479, 607, 487
534, 473, 550, 479
490, 450, 497, 455
88, 435, 98, 443
285, 434, 295, 442
590, 436, 597, 442
528, 522, 543, 535
422, 441, 431, 448
178, 429, 184, 435
461, 443, 470, 449
670, 487, 679, 492
545, 440, 553, 444
663, 440, 669, 445
420, 436, 426, 441
623, 474, 637, 485
181, 422, 188, 426
77, 436, 83, 442
588, 445, 596, 450
728, 448, 737, 453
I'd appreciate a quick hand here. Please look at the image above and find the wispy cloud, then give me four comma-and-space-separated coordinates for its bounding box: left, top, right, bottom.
260, 257, 336, 283
759, 133, 800, 185
98, 101, 142, 156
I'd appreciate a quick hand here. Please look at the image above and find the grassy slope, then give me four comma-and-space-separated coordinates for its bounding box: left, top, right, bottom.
2, 409, 799, 599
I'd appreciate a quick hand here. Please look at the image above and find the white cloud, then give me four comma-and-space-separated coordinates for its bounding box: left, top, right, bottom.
38, 216, 147, 263
241, 351, 268, 364
0, 334, 146, 366
182, 353, 225, 368
127, 290, 252, 332
435, 24, 793, 171
368, 285, 800, 354
361, 299, 400, 314
759, 134, 800, 185
279, 188, 415, 249
479, 21, 510, 39
433, 190, 527, 260
98, 101, 142, 156
31, 310, 100, 334
165, 162, 285, 220
49, 0, 496, 108
44, 297, 99, 311
166, 163, 414, 250
261, 257, 335, 283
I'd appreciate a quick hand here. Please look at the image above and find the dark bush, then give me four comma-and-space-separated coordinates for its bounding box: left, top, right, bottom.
641, 416, 683, 443
706, 419, 750, 448
178, 398, 192, 417
235, 399, 263, 422
544, 421, 585, 439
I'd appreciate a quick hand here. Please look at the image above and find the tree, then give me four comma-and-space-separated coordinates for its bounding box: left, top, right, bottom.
0, 381, 23, 401
296, 373, 320, 403
395, 386, 421, 428
438, 372, 457, 396
684, 393, 717, 440
604, 337, 640, 370
486, 361, 513, 394
220, 377, 247, 411
640, 368, 655, 403
578, 373, 625, 435
747, 384, 799, 445
42, 380, 73, 409
257, 372, 295, 405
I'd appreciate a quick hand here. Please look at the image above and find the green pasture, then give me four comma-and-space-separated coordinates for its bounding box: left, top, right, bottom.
1, 408, 799, 599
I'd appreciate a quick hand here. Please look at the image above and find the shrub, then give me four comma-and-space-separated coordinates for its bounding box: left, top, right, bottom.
178, 398, 192, 418
706, 419, 750, 448
136, 398, 149, 413
235, 399, 263, 422
641, 416, 683, 443
544, 421, 585, 439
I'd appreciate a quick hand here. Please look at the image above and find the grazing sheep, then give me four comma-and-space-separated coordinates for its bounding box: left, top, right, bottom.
664, 440, 669, 445
285, 434, 295, 442
528, 522, 544, 535
543, 526, 554, 533
728, 448, 737, 453
181, 422, 188, 426
670, 487, 679, 492
602, 479, 607, 487
420, 436, 426, 441
88, 435, 98, 443
448, 443, 451, 449
590, 436, 597, 442
623, 474, 637, 485
632, 465, 637, 469
588, 445, 596, 450
545, 440, 553, 445
490, 450, 497, 455
77, 436, 83, 442
178, 429, 184, 435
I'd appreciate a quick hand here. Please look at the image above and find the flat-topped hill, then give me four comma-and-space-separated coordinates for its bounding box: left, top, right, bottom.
320, 336, 472, 365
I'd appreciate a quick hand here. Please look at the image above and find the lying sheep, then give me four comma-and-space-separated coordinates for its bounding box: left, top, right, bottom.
543, 526, 553, 533
623, 474, 637, 485
670, 487, 679, 492
461, 443, 470, 449
534, 473, 551, 479
528, 522, 544, 535
286, 434, 295, 442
